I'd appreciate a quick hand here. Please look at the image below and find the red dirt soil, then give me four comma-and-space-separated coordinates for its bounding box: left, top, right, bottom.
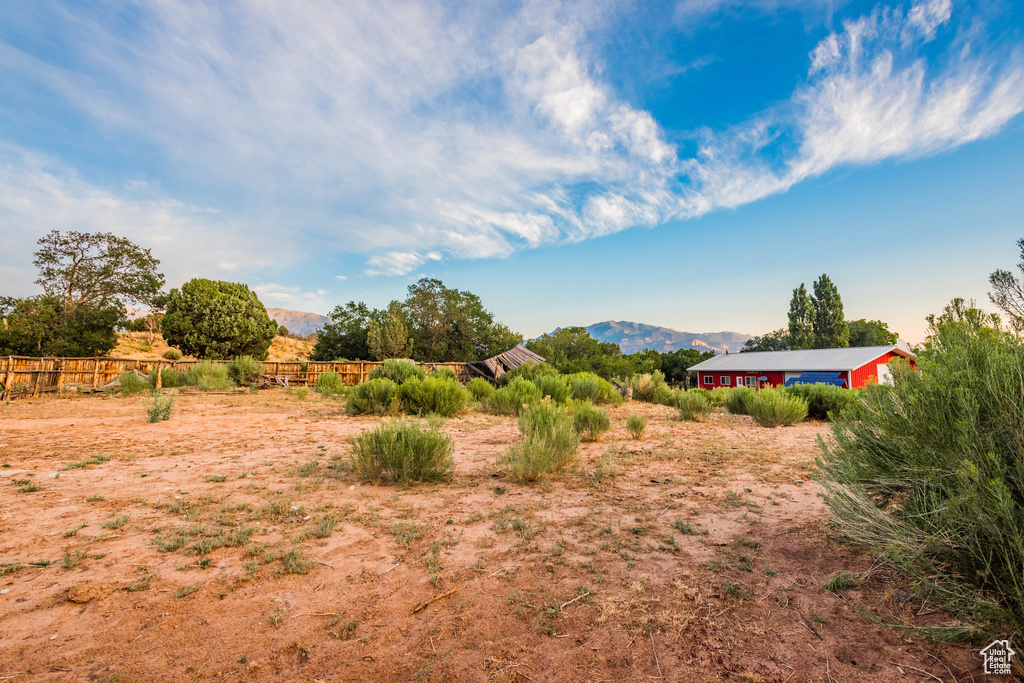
0, 393, 993, 681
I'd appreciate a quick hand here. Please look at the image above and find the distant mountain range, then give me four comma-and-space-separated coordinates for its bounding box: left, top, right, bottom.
266, 308, 331, 337
562, 321, 752, 354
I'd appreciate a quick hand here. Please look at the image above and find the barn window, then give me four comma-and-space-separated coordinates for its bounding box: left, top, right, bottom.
720, 376, 731, 385
703, 375, 714, 385
744, 376, 756, 387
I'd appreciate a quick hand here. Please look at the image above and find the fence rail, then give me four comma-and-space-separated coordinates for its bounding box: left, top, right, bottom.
0, 356, 469, 400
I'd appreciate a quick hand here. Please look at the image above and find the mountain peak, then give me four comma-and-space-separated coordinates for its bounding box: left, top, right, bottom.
556, 321, 751, 354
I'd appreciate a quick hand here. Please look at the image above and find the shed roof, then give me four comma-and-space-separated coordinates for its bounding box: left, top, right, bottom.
687, 346, 914, 373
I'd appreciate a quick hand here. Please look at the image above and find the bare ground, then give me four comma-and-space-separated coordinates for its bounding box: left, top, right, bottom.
0, 392, 989, 682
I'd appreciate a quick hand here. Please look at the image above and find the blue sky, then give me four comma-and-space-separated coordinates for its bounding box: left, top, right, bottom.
1, 0, 1023, 343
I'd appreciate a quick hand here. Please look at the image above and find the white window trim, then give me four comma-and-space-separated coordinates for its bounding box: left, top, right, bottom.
720, 376, 731, 385
703, 375, 714, 385
744, 376, 756, 387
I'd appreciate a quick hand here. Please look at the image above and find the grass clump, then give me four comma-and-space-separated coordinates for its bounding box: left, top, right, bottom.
818, 312, 1024, 638
467, 377, 495, 402
346, 378, 400, 416
162, 348, 183, 361
631, 370, 673, 405
399, 376, 468, 417
674, 391, 713, 422
101, 514, 130, 529
369, 359, 425, 385
724, 387, 755, 415
146, 394, 174, 423
626, 414, 647, 439
824, 571, 861, 594
487, 377, 542, 416
227, 356, 262, 385
117, 371, 150, 396
351, 420, 455, 485
572, 402, 610, 442
64, 454, 113, 470
149, 367, 188, 389
533, 374, 570, 403
186, 361, 234, 391
785, 383, 860, 421
751, 388, 807, 427
498, 402, 580, 483
314, 370, 345, 396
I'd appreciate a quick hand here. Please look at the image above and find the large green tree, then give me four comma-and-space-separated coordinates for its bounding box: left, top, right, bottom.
162, 279, 277, 359
660, 348, 715, 384
988, 237, 1024, 331
311, 302, 374, 361
742, 329, 791, 352
0, 295, 122, 357
847, 319, 898, 347
812, 274, 849, 348
367, 302, 413, 359
787, 284, 814, 349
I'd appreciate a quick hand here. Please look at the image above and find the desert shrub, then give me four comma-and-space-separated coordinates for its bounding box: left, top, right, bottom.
314, 370, 345, 396
498, 361, 560, 386
499, 402, 580, 482
631, 370, 673, 405
533, 374, 570, 403
674, 391, 712, 421
162, 278, 277, 360
351, 420, 455, 485
146, 394, 174, 423
369, 359, 425, 385
148, 368, 189, 389
429, 367, 459, 382
709, 387, 732, 407
117, 371, 150, 397
346, 378, 400, 416
294, 387, 309, 400
724, 387, 755, 415
186, 361, 234, 391
487, 377, 542, 415
785, 383, 859, 421
227, 355, 262, 385
466, 377, 495, 402
567, 373, 622, 405
162, 348, 183, 361
751, 388, 807, 427
399, 377, 468, 417
626, 414, 647, 439
572, 402, 610, 442
818, 318, 1024, 637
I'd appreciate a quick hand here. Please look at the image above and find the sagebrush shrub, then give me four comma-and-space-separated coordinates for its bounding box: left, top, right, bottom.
430, 367, 459, 382
487, 377, 542, 415
466, 377, 495, 402
162, 348, 183, 361
346, 378, 400, 415
626, 414, 647, 439
567, 373, 622, 405
399, 377, 468, 417
709, 387, 732, 407
149, 368, 188, 389
572, 402, 610, 442
724, 387, 755, 415
499, 402, 580, 483
117, 371, 150, 396
751, 388, 807, 427
314, 370, 345, 396
497, 361, 559, 386
146, 394, 175, 423
227, 355, 263, 385
533, 374, 570, 403
186, 361, 233, 391
369, 359, 425, 385
351, 420, 455, 485
675, 391, 713, 421
785, 383, 859, 421
631, 370, 673, 405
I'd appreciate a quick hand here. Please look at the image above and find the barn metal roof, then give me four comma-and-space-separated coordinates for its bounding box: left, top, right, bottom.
687, 346, 914, 372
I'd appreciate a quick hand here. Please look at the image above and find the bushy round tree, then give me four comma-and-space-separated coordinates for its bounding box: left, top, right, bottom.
162, 279, 277, 360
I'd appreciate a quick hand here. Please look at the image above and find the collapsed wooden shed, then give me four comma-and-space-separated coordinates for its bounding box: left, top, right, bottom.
465, 346, 546, 383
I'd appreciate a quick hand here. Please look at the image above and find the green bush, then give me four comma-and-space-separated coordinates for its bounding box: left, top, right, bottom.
294, 387, 309, 400
351, 420, 455, 485
369, 359, 425, 385
631, 370, 673, 405
709, 387, 732, 407
430, 367, 459, 383
146, 394, 174, 423
724, 387, 755, 415
572, 402, 610, 442
497, 361, 560, 386
148, 367, 189, 389
533, 374, 570, 403
751, 388, 807, 427
499, 402, 580, 483
227, 355, 263, 385
162, 278, 277, 360
487, 377, 542, 415
162, 348, 183, 361
626, 414, 647, 439
117, 371, 150, 396
674, 391, 712, 421
567, 373, 622, 405
399, 377, 468, 417
346, 378, 400, 416
466, 377, 495, 402
314, 370, 345, 396
784, 383, 860, 421
185, 361, 234, 391
818, 318, 1024, 637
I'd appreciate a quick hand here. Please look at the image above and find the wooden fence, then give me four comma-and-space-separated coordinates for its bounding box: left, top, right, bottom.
0, 356, 469, 400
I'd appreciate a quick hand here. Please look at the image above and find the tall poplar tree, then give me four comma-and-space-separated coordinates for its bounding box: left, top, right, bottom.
787, 284, 814, 349
811, 274, 849, 348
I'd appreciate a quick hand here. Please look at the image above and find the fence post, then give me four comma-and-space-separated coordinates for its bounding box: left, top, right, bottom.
32, 360, 42, 398
56, 359, 64, 394
2, 356, 12, 401
155, 361, 163, 389
91, 359, 100, 393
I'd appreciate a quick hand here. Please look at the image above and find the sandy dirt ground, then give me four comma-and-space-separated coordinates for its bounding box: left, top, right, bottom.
0, 392, 989, 682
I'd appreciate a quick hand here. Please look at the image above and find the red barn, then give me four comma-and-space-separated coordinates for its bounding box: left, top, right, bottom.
687, 345, 916, 390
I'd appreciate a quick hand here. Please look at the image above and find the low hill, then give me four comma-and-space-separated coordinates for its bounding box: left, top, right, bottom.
265, 308, 331, 337
576, 321, 751, 354
111, 331, 314, 361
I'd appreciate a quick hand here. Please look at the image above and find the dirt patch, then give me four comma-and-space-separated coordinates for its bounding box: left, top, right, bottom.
0, 393, 987, 681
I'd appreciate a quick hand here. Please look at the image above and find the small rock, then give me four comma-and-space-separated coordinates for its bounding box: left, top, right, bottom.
0, 588, 10, 594
303, 515, 311, 521
348, 485, 355, 490
794, 479, 804, 484
289, 505, 299, 513
68, 584, 107, 603
49, 472, 60, 479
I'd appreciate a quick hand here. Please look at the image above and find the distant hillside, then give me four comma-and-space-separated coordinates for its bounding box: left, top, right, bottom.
265, 308, 331, 337
570, 321, 751, 354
